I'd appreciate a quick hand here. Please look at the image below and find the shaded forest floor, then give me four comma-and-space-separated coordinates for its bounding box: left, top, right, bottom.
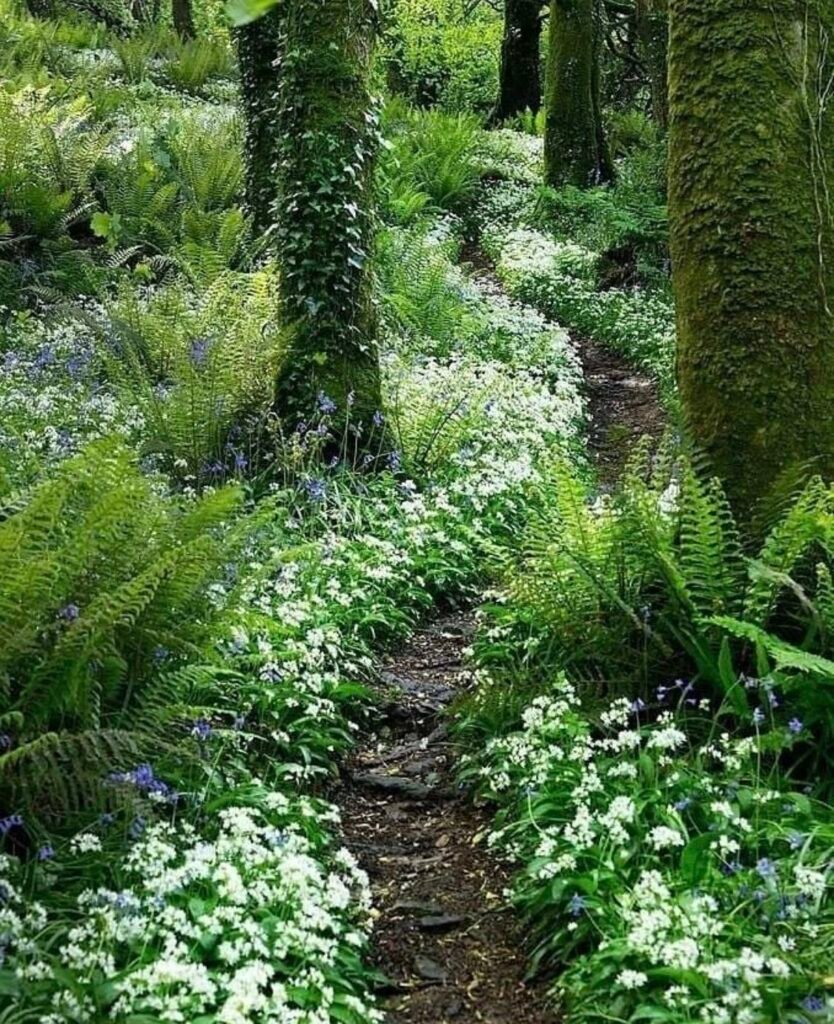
332, 243, 665, 1024
337, 613, 554, 1024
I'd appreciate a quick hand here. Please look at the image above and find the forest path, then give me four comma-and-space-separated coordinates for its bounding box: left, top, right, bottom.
335, 612, 555, 1024
459, 240, 665, 484
332, 238, 665, 1023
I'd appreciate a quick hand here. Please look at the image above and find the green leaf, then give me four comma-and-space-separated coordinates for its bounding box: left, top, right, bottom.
90, 211, 112, 238
679, 832, 713, 885
710, 615, 834, 676
225, 0, 278, 26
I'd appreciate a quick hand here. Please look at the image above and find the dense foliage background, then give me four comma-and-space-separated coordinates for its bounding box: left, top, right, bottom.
0, 0, 832, 1022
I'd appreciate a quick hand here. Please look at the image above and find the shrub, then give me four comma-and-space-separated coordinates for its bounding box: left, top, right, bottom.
380, 105, 482, 220
0, 440, 247, 824
383, 0, 501, 113
164, 36, 233, 93
98, 273, 285, 484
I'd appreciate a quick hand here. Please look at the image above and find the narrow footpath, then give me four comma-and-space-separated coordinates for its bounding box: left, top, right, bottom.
334, 241, 665, 1024
337, 613, 554, 1024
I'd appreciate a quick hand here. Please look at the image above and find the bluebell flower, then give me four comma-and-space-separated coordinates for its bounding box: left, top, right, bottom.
233, 714, 246, 731
568, 893, 586, 917
630, 698, 646, 713
262, 664, 284, 684
674, 797, 692, 812
59, 603, 80, 622
346, 391, 355, 407
189, 337, 210, 367
753, 707, 766, 726
34, 346, 55, 370
129, 816, 146, 839
0, 815, 23, 834
99, 812, 116, 827
317, 392, 336, 415
755, 857, 777, 880
0, 735, 11, 751
305, 478, 326, 501
802, 995, 825, 1012
191, 718, 212, 742
788, 832, 804, 851
233, 450, 248, 472
36, 845, 54, 861
372, 410, 384, 427
720, 860, 742, 876
788, 718, 803, 735
153, 645, 170, 665
387, 449, 402, 471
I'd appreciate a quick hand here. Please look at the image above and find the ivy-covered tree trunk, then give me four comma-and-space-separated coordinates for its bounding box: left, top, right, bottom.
271, 0, 384, 432
172, 0, 195, 39
635, 0, 668, 129
669, 0, 834, 515
236, 12, 282, 235
489, 0, 544, 125
544, 0, 613, 187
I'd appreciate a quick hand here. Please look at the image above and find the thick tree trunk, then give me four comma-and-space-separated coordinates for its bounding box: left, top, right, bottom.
669, 0, 834, 515
172, 0, 195, 39
271, 0, 384, 432
490, 0, 544, 125
236, 11, 282, 236
635, 0, 668, 129
544, 0, 613, 187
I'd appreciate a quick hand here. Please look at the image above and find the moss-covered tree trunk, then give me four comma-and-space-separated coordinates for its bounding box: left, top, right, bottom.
669, 0, 834, 515
544, 0, 613, 187
236, 11, 282, 235
489, 0, 544, 125
172, 0, 195, 39
635, 0, 667, 129
270, 0, 384, 432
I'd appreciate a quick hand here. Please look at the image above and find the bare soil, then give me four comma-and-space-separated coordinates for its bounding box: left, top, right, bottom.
334, 613, 555, 1024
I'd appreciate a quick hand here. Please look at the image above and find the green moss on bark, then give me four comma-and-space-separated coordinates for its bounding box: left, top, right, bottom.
490, 0, 544, 125
236, 11, 282, 235
669, 0, 834, 516
270, 0, 384, 433
636, 0, 668, 129
544, 0, 612, 187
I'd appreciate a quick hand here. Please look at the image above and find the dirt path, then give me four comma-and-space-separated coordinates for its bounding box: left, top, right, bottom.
577, 334, 664, 487
335, 613, 555, 1024
331, 241, 665, 1023
459, 240, 664, 485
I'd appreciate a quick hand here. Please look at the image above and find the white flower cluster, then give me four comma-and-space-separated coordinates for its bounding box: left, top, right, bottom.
0, 310, 144, 485
469, 668, 833, 1021
5, 807, 381, 1024
466, 139, 678, 390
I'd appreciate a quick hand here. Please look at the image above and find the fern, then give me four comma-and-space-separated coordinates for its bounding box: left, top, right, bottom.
0, 440, 254, 825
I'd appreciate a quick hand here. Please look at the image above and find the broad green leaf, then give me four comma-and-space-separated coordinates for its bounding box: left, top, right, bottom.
225, 0, 279, 26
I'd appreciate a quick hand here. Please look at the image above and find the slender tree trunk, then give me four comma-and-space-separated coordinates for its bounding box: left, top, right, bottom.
271, 0, 384, 431
490, 0, 544, 125
544, 0, 613, 187
236, 11, 282, 235
172, 0, 195, 39
636, 0, 668, 129
669, 0, 834, 515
